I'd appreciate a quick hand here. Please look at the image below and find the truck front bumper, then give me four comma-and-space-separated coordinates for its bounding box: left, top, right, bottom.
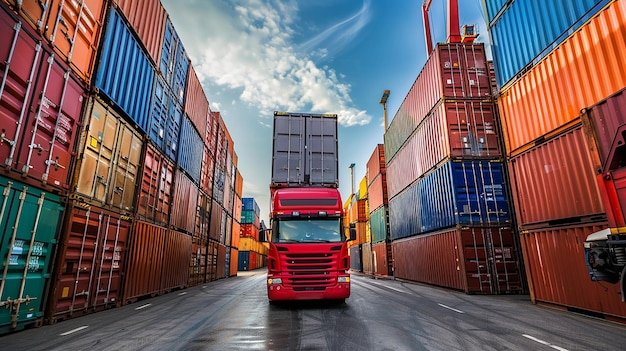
267, 277, 351, 301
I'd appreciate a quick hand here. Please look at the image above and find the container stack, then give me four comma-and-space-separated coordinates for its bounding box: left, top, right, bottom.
0, 0, 243, 333
238, 197, 266, 271
230, 168, 244, 277
484, 0, 626, 318
366, 145, 393, 277
384, 42, 524, 294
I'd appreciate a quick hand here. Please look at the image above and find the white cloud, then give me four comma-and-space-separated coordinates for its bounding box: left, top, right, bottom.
163, 0, 371, 127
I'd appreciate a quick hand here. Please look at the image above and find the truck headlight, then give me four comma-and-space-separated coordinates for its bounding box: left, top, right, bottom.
268, 278, 282, 285
337, 277, 350, 283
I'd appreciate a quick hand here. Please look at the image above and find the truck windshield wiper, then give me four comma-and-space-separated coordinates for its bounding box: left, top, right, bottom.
279, 239, 301, 243
303, 239, 331, 243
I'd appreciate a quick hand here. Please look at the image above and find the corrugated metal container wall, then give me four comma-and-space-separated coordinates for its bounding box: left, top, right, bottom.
389, 160, 510, 240
387, 100, 500, 199
178, 115, 203, 184
213, 168, 225, 205
367, 175, 388, 212
189, 240, 208, 286
384, 43, 492, 161
122, 220, 166, 304
206, 110, 218, 157
358, 176, 368, 200
184, 64, 209, 138
349, 245, 362, 272
487, 0, 608, 88
235, 169, 243, 197
48, 203, 129, 322
498, 0, 626, 155
238, 250, 250, 271
362, 243, 373, 275
95, 8, 155, 133
371, 242, 390, 276
44, 0, 107, 84
232, 195, 242, 227
229, 248, 239, 276
483, 0, 509, 23
195, 191, 210, 242
111, 0, 166, 66
393, 227, 523, 294
72, 97, 143, 213
509, 125, 605, 228
160, 17, 188, 105
231, 220, 241, 249
2, 0, 51, 33
209, 199, 223, 242
242, 198, 260, 214
135, 143, 174, 226
160, 229, 191, 291
170, 169, 199, 235
520, 223, 626, 319
200, 145, 215, 196
582, 87, 626, 170
217, 243, 227, 278
0, 9, 86, 194
366, 144, 385, 184
0, 176, 64, 333
149, 75, 181, 162
369, 206, 388, 243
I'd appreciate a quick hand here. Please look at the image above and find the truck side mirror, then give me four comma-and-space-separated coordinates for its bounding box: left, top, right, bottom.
349, 223, 356, 241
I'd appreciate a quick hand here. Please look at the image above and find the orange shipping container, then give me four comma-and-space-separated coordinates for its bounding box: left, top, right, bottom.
231, 220, 241, 248
520, 223, 626, 320
229, 247, 239, 277
3, 0, 51, 33
160, 230, 192, 291
44, 0, 107, 84
499, 0, 626, 155
367, 175, 388, 213
111, 0, 166, 66
366, 144, 385, 185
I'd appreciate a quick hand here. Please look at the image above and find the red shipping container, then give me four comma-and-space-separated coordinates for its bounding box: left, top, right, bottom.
240, 223, 259, 240
385, 43, 492, 161
249, 251, 257, 271
520, 223, 626, 320
387, 99, 500, 200
195, 191, 211, 242
499, 0, 626, 155
205, 109, 217, 154
509, 125, 606, 229
392, 226, 523, 294
111, 0, 166, 66
184, 64, 209, 138
200, 145, 215, 196
160, 229, 192, 291
123, 220, 166, 304
209, 199, 223, 242
1, 7, 85, 194
367, 175, 388, 213
48, 202, 129, 322
217, 243, 227, 278
44, 0, 107, 84
136, 143, 174, 226
372, 242, 392, 277
170, 168, 199, 235
366, 144, 385, 185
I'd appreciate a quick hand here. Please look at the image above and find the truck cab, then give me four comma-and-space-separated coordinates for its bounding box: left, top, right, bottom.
266, 187, 354, 302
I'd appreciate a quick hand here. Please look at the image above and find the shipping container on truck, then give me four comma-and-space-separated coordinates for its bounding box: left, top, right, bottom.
266, 111, 354, 303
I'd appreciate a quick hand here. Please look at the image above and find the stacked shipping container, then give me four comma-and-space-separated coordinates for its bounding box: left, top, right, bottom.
385, 42, 523, 294
238, 197, 267, 271
484, 0, 626, 319
0, 0, 242, 333
366, 145, 392, 277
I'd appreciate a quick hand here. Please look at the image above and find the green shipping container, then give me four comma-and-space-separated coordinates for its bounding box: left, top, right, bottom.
370, 206, 389, 244
0, 176, 64, 334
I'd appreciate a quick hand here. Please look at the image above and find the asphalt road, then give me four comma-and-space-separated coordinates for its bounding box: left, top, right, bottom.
2, 270, 625, 350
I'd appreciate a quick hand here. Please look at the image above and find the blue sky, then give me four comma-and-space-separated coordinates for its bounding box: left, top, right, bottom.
161, 0, 489, 224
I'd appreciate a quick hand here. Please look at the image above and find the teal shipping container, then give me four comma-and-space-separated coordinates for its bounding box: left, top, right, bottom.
369, 206, 389, 244
0, 176, 64, 334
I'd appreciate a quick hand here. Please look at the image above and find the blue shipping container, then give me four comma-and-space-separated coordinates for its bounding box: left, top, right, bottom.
483, 0, 510, 23
160, 18, 189, 105
149, 76, 170, 155
242, 198, 260, 216
96, 8, 155, 133
487, 0, 608, 87
213, 169, 225, 205
349, 245, 362, 272
389, 160, 510, 240
178, 115, 203, 185
238, 250, 250, 271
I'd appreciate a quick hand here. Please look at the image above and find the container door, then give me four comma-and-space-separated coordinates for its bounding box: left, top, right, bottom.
272, 114, 305, 185
5, 0, 52, 33
75, 99, 118, 203
91, 212, 128, 309
109, 122, 142, 212
17, 53, 84, 189
307, 115, 338, 185
0, 9, 42, 170
0, 177, 63, 333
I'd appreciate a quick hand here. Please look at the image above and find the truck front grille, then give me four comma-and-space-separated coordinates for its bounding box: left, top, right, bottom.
282, 252, 339, 288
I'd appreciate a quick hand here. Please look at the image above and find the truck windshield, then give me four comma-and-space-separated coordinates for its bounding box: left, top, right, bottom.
275, 218, 343, 243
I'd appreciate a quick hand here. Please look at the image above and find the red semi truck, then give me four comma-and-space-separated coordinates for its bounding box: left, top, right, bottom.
266, 111, 354, 302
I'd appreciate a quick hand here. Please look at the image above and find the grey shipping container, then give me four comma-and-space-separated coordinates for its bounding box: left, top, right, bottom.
271, 111, 338, 187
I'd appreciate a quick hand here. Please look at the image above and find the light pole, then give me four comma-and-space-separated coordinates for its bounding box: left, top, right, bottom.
349, 163, 356, 196
380, 90, 390, 132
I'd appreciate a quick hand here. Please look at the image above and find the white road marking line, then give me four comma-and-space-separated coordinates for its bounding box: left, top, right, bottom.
437, 303, 465, 314
523, 334, 569, 351
60, 326, 88, 336
367, 280, 406, 293
202, 286, 207, 288
178, 292, 187, 296
135, 303, 151, 310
